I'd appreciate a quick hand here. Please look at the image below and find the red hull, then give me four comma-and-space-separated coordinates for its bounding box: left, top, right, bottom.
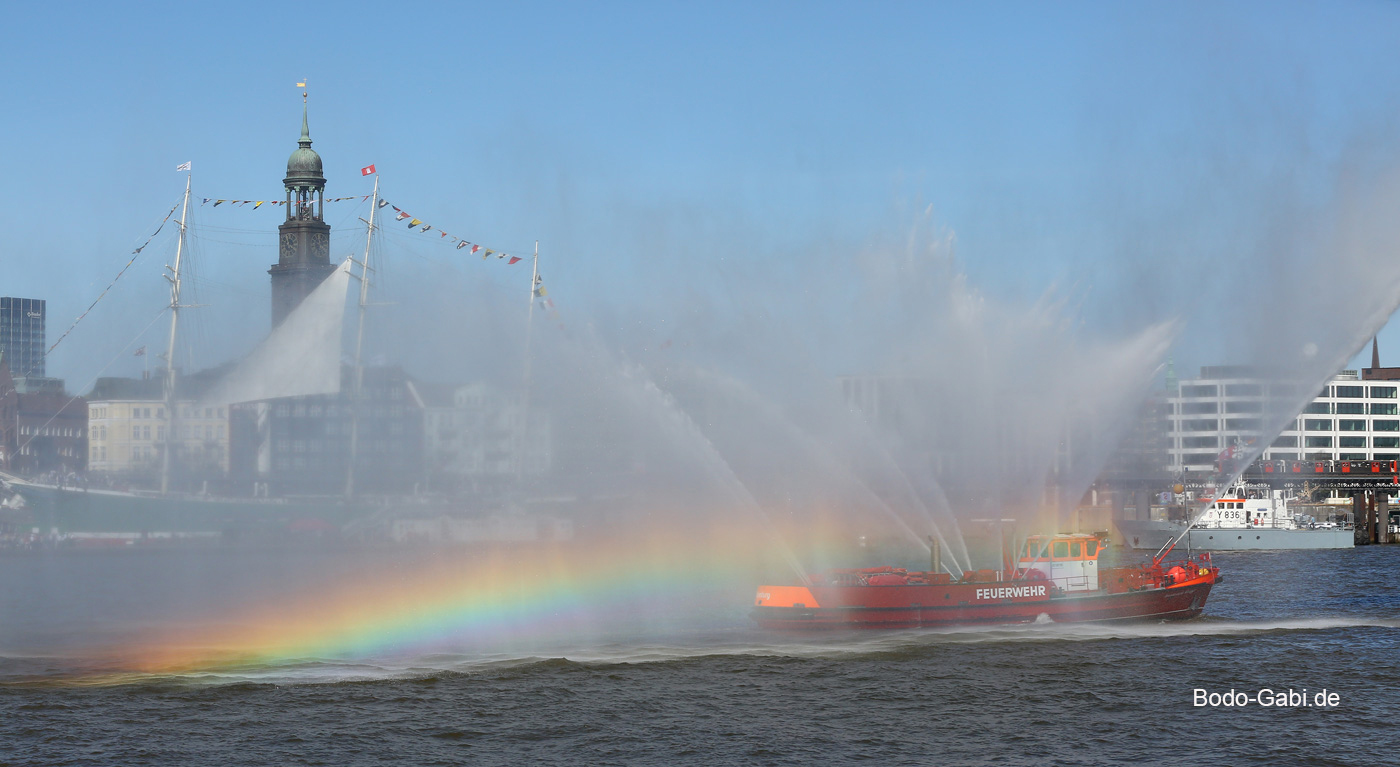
752, 580, 1215, 629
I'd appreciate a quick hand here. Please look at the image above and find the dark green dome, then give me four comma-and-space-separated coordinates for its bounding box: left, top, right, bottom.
288, 146, 322, 174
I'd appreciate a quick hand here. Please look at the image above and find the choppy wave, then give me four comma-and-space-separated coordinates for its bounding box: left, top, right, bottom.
8, 615, 1396, 688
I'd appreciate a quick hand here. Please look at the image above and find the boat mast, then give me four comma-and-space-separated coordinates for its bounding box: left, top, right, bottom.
344, 174, 379, 498
160, 172, 192, 495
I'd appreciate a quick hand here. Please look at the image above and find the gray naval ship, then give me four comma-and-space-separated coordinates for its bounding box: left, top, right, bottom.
1115, 490, 1354, 551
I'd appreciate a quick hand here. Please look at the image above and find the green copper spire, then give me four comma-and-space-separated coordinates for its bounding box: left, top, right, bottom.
285, 97, 325, 182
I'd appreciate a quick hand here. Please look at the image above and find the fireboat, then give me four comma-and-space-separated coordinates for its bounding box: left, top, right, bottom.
751, 532, 1219, 629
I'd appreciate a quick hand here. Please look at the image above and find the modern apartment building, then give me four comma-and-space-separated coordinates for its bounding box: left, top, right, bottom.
1166, 367, 1400, 471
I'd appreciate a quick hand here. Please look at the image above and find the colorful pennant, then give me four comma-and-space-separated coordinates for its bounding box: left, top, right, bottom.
199, 195, 370, 207
374, 197, 528, 265
196, 189, 533, 269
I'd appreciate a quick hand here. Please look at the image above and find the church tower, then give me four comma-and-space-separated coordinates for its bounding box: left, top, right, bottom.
269, 97, 335, 328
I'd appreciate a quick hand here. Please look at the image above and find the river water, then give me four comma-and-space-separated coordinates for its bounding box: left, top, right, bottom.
1, 545, 1396, 766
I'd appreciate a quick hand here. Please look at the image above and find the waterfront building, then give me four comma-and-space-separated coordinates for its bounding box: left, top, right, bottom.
0, 297, 46, 380
228, 366, 425, 496
84, 374, 230, 479
1166, 365, 1400, 471
419, 381, 553, 495
0, 359, 85, 475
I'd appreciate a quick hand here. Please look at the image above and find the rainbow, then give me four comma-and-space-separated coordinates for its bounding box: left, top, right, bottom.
84, 522, 828, 678
22, 507, 942, 684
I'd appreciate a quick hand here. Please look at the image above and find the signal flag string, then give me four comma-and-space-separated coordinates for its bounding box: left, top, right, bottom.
197, 181, 565, 325
197, 190, 530, 266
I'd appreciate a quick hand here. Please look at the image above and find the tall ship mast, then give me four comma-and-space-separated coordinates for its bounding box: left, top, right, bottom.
345, 173, 379, 498
160, 170, 193, 495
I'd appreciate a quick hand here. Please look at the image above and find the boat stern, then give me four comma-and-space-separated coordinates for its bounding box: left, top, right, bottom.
751, 584, 825, 628
754, 585, 822, 609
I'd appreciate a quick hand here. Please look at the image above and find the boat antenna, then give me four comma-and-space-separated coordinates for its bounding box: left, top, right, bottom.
345, 172, 378, 498
160, 169, 192, 495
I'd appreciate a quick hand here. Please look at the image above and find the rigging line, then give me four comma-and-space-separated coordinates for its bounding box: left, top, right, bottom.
377, 194, 534, 252
186, 223, 276, 233
179, 216, 210, 372
179, 280, 265, 299
17, 308, 170, 460
329, 199, 370, 230
185, 235, 276, 247
376, 236, 522, 296
44, 200, 182, 362
376, 223, 539, 255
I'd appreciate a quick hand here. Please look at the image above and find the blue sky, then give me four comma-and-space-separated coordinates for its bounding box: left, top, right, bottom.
4, 1, 1400, 386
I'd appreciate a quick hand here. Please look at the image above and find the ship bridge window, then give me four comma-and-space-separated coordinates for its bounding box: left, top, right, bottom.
1069, 542, 1082, 558
1052, 542, 1069, 559
1085, 541, 1099, 557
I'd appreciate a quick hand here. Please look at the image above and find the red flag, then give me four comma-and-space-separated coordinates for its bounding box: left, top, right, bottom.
361, 164, 376, 176
508, 256, 522, 264
470, 244, 480, 254
396, 212, 410, 221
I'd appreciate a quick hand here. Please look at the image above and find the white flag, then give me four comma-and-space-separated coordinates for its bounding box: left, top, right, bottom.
176, 161, 191, 172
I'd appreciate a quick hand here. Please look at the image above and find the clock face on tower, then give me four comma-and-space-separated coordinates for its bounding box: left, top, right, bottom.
280, 232, 296, 259
312, 232, 329, 259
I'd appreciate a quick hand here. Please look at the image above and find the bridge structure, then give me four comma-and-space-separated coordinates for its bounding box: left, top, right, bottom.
1240, 458, 1399, 492
1238, 460, 1396, 544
